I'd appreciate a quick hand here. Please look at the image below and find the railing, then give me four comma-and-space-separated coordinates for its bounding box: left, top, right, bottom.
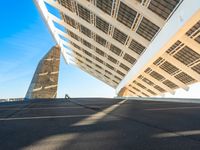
0, 98, 24, 103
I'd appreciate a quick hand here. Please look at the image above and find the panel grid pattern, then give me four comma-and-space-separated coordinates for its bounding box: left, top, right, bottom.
163, 80, 178, 89
120, 63, 130, 71
150, 71, 165, 81
136, 17, 160, 41
73, 51, 121, 85
59, 0, 73, 11
159, 61, 179, 75
148, 0, 180, 20
128, 39, 146, 55
195, 35, 200, 44
77, 4, 91, 23
63, 14, 76, 28
95, 34, 107, 46
117, 2, 137, 28
110, 44, 122, 56
174, 72, 196, 84
108, 55, 118, 64
95, 16, 110, 34
147, 89, 156, 95
173, 46, 200, 66
123, 53, 136, 64
42, 0, 185, 96
127, 19, 200, 97
166, 40, 182, 54
154, 85, 166, 92
113, 28, 128, 44
80, 25, 91, 38
192, 63, 200, 74
186, 21, 200, 36
96, 0, 113, 15
142, 77, 154, 86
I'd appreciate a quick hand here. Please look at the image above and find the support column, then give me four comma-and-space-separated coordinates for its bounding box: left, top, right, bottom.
25, 45, 60, 99
118, 87, 129, 97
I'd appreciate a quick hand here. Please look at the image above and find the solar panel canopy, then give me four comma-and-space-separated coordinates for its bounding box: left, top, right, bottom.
35, 0, 200, 97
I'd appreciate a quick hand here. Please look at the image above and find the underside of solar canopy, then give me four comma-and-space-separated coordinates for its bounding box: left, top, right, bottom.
35, 0, 200, 97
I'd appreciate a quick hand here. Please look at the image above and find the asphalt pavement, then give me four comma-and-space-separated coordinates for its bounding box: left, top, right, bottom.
1, 98, 200, 150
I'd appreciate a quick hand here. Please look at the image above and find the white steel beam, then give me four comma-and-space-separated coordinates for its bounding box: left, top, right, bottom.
34, 0, 70, 64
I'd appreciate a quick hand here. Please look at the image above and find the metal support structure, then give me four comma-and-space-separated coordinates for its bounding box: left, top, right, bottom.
35, 0, 200, 97
26, 45, 61, 99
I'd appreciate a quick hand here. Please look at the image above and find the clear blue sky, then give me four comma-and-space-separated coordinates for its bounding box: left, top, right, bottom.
0, 0, 199, 99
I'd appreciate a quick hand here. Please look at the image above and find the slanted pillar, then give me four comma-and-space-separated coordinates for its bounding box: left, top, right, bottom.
118, 87, 129, 97
25, 45, 60, 99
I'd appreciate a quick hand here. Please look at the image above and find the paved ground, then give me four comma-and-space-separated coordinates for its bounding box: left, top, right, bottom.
1, 98, 200, 150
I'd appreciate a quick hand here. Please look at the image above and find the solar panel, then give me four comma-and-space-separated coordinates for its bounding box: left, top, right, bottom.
123, 53, 136, 64
174, 46, 200, 66
175, 72, 196, 84
113, 28, 128, 44
96, 0, 113, 15
129, 39, 146, 55
117, 2, 137, 28
148, 0, 180, 20
159, 61, 179, 75
96, 16, 109, 34
136, 17, 160, 41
